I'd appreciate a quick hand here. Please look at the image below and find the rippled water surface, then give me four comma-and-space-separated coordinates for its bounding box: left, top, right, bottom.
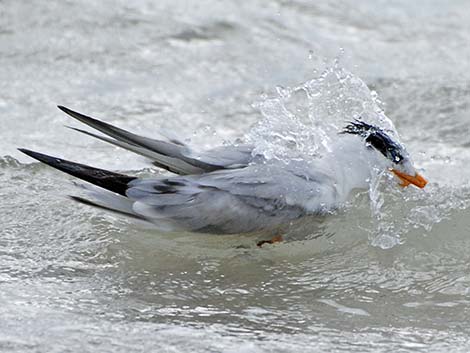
1, 1, 470, 352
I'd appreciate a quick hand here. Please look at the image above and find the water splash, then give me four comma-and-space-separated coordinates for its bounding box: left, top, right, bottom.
246, 58, 398, 163
245, 57, 468, 249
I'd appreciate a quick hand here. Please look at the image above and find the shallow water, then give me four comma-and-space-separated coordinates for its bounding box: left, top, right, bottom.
1, 1, 470, 352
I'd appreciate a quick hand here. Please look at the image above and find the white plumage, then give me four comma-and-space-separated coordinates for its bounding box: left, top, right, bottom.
19, 106, 427, 235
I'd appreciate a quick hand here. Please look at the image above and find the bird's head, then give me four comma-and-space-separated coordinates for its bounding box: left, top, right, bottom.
342, 120, 427, 189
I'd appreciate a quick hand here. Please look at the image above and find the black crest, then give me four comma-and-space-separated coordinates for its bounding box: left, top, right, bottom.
341, 119, 404, 164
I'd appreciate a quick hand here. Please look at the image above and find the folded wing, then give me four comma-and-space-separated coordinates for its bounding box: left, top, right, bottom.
126, 163, 331, 233
58, 106, 254, 175
18, 148, 327, 233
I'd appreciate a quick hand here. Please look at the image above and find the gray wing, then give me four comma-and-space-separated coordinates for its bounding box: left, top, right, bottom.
19, 148, 334, 234
126, 162, 335, 233
59, 106, 254, 175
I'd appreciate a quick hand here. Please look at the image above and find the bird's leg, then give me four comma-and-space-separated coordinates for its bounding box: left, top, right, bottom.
257, 234, 283, 247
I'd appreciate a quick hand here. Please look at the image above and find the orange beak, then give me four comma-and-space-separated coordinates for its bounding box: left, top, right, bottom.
391, 169, 428, 188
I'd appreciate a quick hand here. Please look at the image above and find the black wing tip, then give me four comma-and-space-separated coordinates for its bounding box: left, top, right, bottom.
57, 105, 80, 119
18, 148, 82, 173
18, 147, 32, 154
57, 105, 71, 113
18, 148, 135, 196
18, 147, 30, 155
18, 148, 55, 163
57, 104, 112, 129
57, 105, 93, 121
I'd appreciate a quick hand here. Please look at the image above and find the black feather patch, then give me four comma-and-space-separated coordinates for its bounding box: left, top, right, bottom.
18, 149, 136, 196
341, 120, 404, 164
152, 179, 186, 194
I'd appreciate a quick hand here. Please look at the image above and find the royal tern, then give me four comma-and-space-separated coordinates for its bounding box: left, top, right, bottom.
19, 106, 427, 239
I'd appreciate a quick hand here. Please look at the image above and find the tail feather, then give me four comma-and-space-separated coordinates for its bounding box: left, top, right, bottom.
18, 148, 135, 196
69, 196, 146, 221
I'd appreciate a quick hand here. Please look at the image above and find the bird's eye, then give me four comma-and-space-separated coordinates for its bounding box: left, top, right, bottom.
390, 150, 404, 164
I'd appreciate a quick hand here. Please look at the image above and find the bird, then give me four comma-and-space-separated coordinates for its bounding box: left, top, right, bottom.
19, 106, 427, 245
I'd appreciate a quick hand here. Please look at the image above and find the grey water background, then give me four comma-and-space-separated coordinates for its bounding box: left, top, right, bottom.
1, 1, 470, 352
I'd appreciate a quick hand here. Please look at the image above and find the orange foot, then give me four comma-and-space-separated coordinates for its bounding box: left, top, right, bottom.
257, 235, 283, 247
